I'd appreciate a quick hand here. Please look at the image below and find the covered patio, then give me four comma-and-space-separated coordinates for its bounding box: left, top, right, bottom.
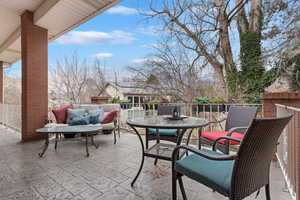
0, 1, 297, 200
0, 126, 291, 200
0, 0, 122, 141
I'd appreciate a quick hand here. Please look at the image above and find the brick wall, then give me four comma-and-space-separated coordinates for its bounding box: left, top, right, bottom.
262, 92, 300, 117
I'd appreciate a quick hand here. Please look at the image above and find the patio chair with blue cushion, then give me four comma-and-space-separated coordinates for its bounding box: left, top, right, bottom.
145, 104, 179, 148
172, 114, 292, 200
146, 104, 183, 165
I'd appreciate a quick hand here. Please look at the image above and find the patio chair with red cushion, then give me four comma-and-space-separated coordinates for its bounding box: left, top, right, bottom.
199, 106, 258, 154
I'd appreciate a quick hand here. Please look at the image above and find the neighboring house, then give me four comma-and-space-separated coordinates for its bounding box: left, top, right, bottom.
101, 82, 159, 104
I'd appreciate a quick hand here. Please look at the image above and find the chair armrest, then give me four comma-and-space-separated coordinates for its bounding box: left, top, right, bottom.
172, 145, 237, 164
212, 136, 242, 151
226, 126, 248, 136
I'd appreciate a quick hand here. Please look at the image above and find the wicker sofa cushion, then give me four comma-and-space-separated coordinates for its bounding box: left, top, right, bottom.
66, 109, 87, 124
101, 110, 118, 124
202, 131, 244, 145
68, 115, 90, 126
88, 109, 104, 124
175, 149, 234, 196
52, 104, 73, 124
147, 128, 177, 136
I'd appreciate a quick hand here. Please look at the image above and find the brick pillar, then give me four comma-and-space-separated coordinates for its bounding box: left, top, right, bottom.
21, 11, 48, 142
0, 61, 3, 103
262, 92, 300, 117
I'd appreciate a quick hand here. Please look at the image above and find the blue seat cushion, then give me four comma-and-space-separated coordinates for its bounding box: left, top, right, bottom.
147, 128, 177, 136
67, 109, 87, 124
175, 149, 234, 196
68, 115, 90, 126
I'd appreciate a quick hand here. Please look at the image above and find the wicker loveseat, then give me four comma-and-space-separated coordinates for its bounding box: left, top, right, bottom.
47, 104, 121, 143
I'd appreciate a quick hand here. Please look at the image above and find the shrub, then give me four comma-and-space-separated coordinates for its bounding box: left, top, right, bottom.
148, 100, 160, 104
195, 97, 211, 104
108, 97, 120, 104
211, 97, 226, 103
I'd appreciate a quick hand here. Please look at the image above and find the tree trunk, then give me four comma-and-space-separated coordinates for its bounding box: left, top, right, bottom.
217, 0, 239, 100
236, 0, 265, 103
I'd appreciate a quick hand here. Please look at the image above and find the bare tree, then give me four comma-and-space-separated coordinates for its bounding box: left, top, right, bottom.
4, 76, 21, 104
129, 40, 218, 102
141, 0, 300, 102
49, 54, 107, 106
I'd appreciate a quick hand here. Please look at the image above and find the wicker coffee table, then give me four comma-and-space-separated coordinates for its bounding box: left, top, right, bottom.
37, 125, 102, 157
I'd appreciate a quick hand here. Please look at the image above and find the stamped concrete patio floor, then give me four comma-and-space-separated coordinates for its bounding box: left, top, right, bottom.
0, 126, 291, 200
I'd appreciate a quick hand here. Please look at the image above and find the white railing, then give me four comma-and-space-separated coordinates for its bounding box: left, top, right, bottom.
276, 104, 300, 200
0, 104, 21, 131
119, 103, 262, 131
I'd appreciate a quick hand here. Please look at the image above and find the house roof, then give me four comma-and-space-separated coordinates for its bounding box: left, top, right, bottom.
107, 82, 158, 95
0, 0, 122, 66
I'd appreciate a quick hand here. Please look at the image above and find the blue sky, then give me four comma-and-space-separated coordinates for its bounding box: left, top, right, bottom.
5, 0, 160, 78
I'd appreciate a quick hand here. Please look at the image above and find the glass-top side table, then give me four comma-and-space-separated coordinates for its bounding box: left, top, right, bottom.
36, 125, 102, 157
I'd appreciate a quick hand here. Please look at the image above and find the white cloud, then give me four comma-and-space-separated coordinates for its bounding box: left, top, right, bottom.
131, 58, 149, 64
137, 26, 160, 35
110, 30, 135, 44
131, 58, 163, 65
107, 6, 138, 15
56, 30, 135, 45
93, 53, 113, 59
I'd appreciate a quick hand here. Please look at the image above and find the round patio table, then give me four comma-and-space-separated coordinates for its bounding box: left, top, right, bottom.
127, 116, 208, 186
37, 125, 102, 157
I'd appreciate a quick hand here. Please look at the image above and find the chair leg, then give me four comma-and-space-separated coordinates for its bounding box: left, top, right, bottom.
172, 170, 177, 200
154, 158, 158, 165
113, 129, 117, 144
265, 184, 271, 200
225, 144, 230, 155
145, 138, 149, 149
178, 176, 187, 200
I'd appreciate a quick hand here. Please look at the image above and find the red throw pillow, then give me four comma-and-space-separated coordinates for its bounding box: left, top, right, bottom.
101, 110, 118, 124
52, 104, 73, 124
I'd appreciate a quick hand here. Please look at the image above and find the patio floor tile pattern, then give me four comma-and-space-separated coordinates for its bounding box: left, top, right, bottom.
0, 125, 291, 200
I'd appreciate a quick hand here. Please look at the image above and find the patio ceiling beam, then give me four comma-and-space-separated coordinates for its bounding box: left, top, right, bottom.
6, 49, 21, 54
0, 0, 60, 55
82, 0, 105, 9
34, 0, 60, 24
0, 27, 20, 55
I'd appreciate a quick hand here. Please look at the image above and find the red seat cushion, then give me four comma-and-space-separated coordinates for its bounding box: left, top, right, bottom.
52, 104, 73, 124
201, 131, 244, 145
101, 110, 118, 124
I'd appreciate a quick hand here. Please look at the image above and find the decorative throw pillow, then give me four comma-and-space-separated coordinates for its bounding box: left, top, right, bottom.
101, 110, 118, 124
67, 109, 87, 124
69, 115, 90, 126
52, 104, 73, 124
88, 109, 104, 124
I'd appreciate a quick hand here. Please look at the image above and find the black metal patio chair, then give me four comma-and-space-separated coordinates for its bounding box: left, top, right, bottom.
199, 105, 258, 154
172, 114, 292, 200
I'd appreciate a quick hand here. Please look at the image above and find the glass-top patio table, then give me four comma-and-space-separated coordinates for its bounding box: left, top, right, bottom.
127, 115, 208, 186
37, 125, 102, 157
